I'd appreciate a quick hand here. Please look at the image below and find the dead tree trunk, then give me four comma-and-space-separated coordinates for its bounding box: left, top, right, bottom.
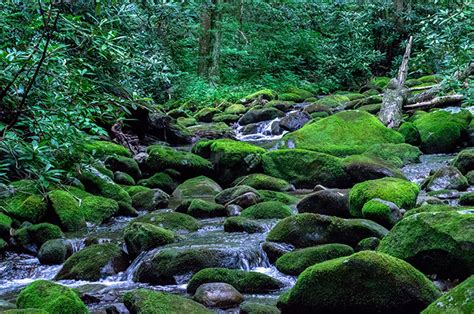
379, 36, 413, 128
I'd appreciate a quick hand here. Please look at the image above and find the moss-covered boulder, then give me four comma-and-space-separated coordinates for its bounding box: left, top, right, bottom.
399, 122, 421, 146
16, 280, 88, 314
134, 248, 242, 284
355, 237, 380, 251
234, 173, 293, 192
124, 222, 176, 257
349, 177, 419, 217
55, 243, 129, 281
262, 149, 349, 188
452, 148, 474, 174
105, 155, 141, 179
114, 171, 135, 185
413, 109, 471, 153
14, 223, 63, 252
131, 188, 169, 211
238, 108, 285, 125
378, 211, 474, 279
240, 201, 292, 219
258, 190, 298, 205
297, 189, 350, 217
193, 139, 266, 184
277, 251, 440, 313
267, 213, 388, 248
38, 239, 73, 265
363, 143, 422, 167
2, 194, 47, 224
194, 107, 221, 122
144, 145, 212, 176
137, 172, 177, 193
223, 217, 266, 234
459, 192, 474, 205
422, 275, 474, 314
215, 185, 261, 205
3, 309, 48, 313
172, 176, 222, 200
424, 166, 468, 192
280, 110, 404, 156
133, 211, 200, 232
342, 154, 405, 184
48, 190, 86, 231
241, 89, 276, 103
212, 113, 240, 124
0, 212, 12, 240
187, 268, 283, 294
275, 244, 354, 276
124, 289, 211, 314
361, 198, 403, 228
83, 140, 131, 158
81, 195, 119, 224
185, 199, 226, 218
225, 104, 247, 115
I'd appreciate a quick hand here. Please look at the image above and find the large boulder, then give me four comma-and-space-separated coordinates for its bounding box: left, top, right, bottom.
422, 275, 474, 313
452, 148, 474, 174
424, 166, 468, 192
83, 140, 131, 157
137, 172, 178, 193
14, 223, 63, 253
280, 110, 404, 156
342, 154, 405, 183
193, 283, 243, 309
48, 190, 86, 232
262, 149, 349, 188
132, 211, 200, 232
279, 111, 311, 131
2, 192, 47, 224
38, 239, 73, 265
104, 155, 141, 179
172, 176, 222, 200
266, 213, 388, 248
223, 217, 266, 234
55, 243, 129, 281
349, 177, 419, 217
413, 109, 471, 153
240, 201, 292, 219
275, 244, 354, 275
378, 211, 474, 279
124, 289, 211, 314
147, 111, 193, 144
238, 108, 285, 125
16, 280, 88, 314
277, 251, 440, 313
297, 189, 350, 217
192, 139, 266, 184
215, 185, 262, 205
187, 268, 283, 294
233, 173, 293, 192
124, 222, 176, 257
131, 188, 169, 211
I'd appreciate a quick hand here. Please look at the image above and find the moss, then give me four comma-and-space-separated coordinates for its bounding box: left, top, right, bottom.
279, 251, 440, 313
133, 211, 200, 232
413, 109, 472, 153
452, 148, 474, 174
240, 302, 280, 314
262, 149, 349, 189
38, 239, 72, 265
378, 211, 474, 279
279, 93, 304, 102
234, 173, 293, 192
398, 122, 421, 146
361, 199, 401, 227
215, 185, 261, 204
349, 177, 419, 217
422, 275, 473, 314
286, 87, 313, 99
417, 75, 440, 84
355, 237, 380, 251
459, 192, 474, 205
275, 244, 354, 275
123, 185, 151, 197
223, 217, 266, 234
131, 189, 169, 211
404, 204, 460, 217
124, 222, 176, 257
105, 155, 141, 179
363, 143, 421, 167
282, 110, 404, 156
14, 223, 63, 250
342, 154, 404, 179
314, 94, 350, 108
48, 190, 86, 232
0, 212, 12, 239
177, 116, 198, 127
238, 108, 285, 125
225, 103, 247, 115
193, 139, 266, 183
145, 145, 212, 175
172, 176, 222, 199
194, 107, 221, 122
240, 201, 292, 219
357, 103, 381, 114
16, 280, 88, 314
92, 162, 114, 179
4, 194, 47, 224
266, 213, 388, 248
188, 121, 235, 138
3, 309, 48, 313
212, 113, 240, 124
55, 243, 128, 281
425, 166, 468, 191
370, 76, 391, 89
83, 140, 131, 157
186, 199, 226, 218
81, 196, 119, 224
123, 289, 211, 314
242, 89, 277, 102
114, 171, 135, 185
258, 190, 298, 205
187, 268, 283, 294
137, 172, 177, 193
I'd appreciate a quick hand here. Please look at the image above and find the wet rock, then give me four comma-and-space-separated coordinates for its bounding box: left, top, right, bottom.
131, 188, 169, 211
186, 199, 227, 218
227, 192, 261, 208
452, 148, 474, 174
279, 111, 311, 131
133, 211, 200, 232
147, 111, 193, 144
343, 154, 405, 184
188, 122, 236, 140
16, 280, 88, 313
13, 223, 63, 253
277, 251, 440, 313
238, 108, 285, 125
424, 166, 468, 192
105, 155, 141, 179
234, 173, 294, 192
124, 289, 211, 314
226, 204, 242, 216
114, 171, 135, 185
361, 198, 403, 228
267, 213, 388, 248
215, 185, 262, 205
172, 176, 222, 200
297, 189, 350, 217
355, 237, 380, 251
262, 241, 294, 263
423, 276, 474, 313
193, 283, 243, 309
240, 302, 280, 314
194, 107, 221, 123
38, 239, 73, 265
124, 222, 176, 257
240, 201, 292, 219
378, 211, 474, 279
187, 268, 283, 294
275, 243, 354, 275
258, 190, 298, 205
55, 243, 130, 281
137, 172, 178, 193
224, 217, 266, 234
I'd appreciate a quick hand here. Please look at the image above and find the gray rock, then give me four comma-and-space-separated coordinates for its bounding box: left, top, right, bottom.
279, 111, 311, 131
193, 283, 243, 309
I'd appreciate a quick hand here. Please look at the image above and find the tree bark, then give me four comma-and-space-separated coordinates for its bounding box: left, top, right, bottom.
198, 2, 212, 77
198, 0, 222, 83
404, 94, 465, 111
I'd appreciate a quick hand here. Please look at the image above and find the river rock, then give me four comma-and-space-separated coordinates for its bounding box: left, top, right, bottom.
215, 185, 262, 205
279, 111, 311, 131
238, 108, 285, 125
378, 211, 474, 279
262, 241, 294, 263
38, 239, 73, 265
48, 190, 86, 232
55, 243, 129, 281
342, 154, 405, 183
355, 237, 380, 251
240, 302, 280, 314
224, 217, 266, 234
361, 198, 403, 228
104, 155, 141, 179
124, 289, 211, 314
297, 189, 350, 217
422, 276, 474, 313
240, 201, 292, 219
234, 173, 294, 192
137, 172, 178, 193
131, 188, 169, 211
133, 211, 200, 232
186, 199, 227, 218
277, 251, 441, 313
147, 111, 193, 144
194, 107, 221, 122
124, 222, 176, 257
187, 268, 283, 294
172, 176, 222, 200
452, 148, 474, 174
13, 223, 63, 253
266, 213, 388, 248
193, 283, 243, 309
424, 166, 468, 192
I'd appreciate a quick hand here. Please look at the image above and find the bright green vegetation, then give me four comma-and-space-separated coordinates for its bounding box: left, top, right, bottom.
233, 174, 293, 192
187, 268, 283, 294
145, 145, 212, 175
48, 190, 86, 231
172, 176, 222, 199
239, 302, 280, 314
105, 155, 141, 179
133, 212, 200, 232
3, 194, 47, 224
83, 141, 131, 158
275, 244, 354, 275
278, 251, 440, 313
38, 239, 71, 265
240, 201, 293, 219
81, 196, 119, 224
223, 217, 266, 234
137, 172, 177, 193
14, 223, 63, 250
422, 276, 474, 314
16, 280, 88, 314
452, 148, 474, 174
349, 177, 419, 217
363, 143, 422, 167
378, 211, 474, 279
258, 190, 298, 205
281, 111, 404, 156
123, 289, 211, 314
186, 199, 226, 218
124, 222, 176, 257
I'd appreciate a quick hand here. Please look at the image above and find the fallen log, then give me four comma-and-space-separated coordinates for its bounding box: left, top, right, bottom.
403, 94, 465, 111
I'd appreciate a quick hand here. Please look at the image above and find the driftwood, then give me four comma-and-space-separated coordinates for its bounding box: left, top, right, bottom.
404, 94, 465, 111
111, 121, 141, 155
379, 36, 413, 128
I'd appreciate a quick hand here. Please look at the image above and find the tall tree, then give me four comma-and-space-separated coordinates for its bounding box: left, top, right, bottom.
198, 0, 222, 83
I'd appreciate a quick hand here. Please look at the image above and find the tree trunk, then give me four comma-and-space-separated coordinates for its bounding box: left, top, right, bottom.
198, 2, 212, 77
198, 0, 222, 83
404, 94, 465, 111
378, 36, 412, 128
208, 0, 222, 83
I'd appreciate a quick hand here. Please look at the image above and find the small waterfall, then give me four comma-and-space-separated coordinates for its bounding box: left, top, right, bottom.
235, 117, 288, 142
